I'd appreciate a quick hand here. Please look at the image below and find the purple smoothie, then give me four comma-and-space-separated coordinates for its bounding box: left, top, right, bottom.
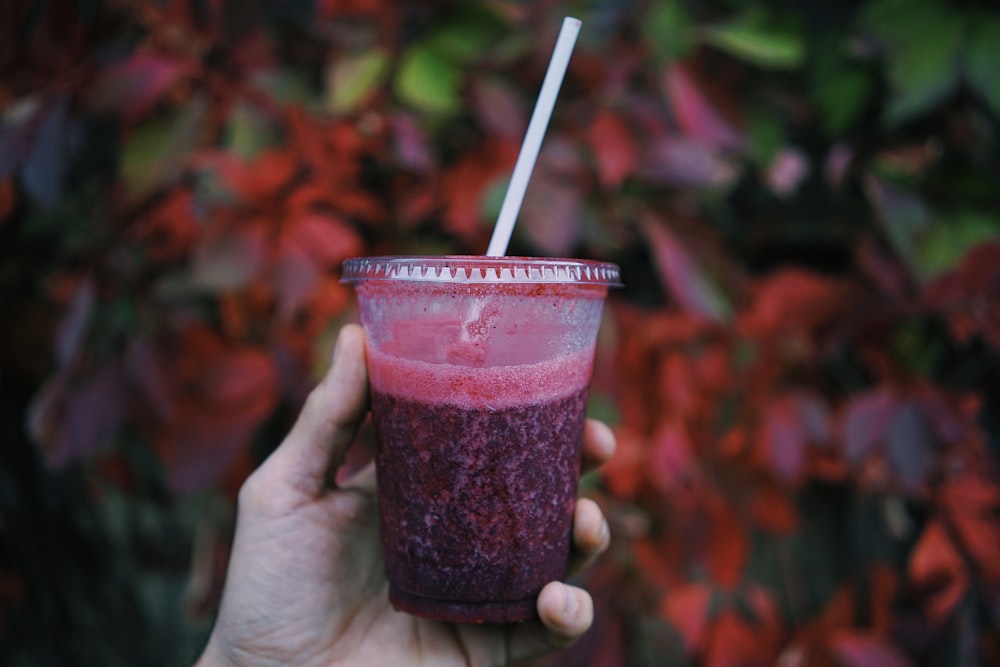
368, 346, 593, 624
342, 255, 620, 624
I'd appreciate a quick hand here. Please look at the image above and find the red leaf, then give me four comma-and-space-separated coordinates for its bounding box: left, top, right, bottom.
740, 586, 783, 659
284, 213, 363, 266
129, 189, 200, 262
694, 342, 731, 394
952, 240, 1000, 292
703, 491, 748, 588
842, 387, 898, 462
941, 477, 1000, 584
127, 324, 281, 495
441, 138, 517, 240
664, 62, 743, 150
740, 269, 851, 339
86, 52, 193, 121
868, 563, 900, 633
704, 611, 770, 667
199, 348, 279, 409
657, 353, 699, 418
924, 241, 1000, 349
907, 519, 967, 622
829, 632, 911, 667
643, 215, 731, 321
743, 585, 782, 636
749, 480, 799, 533
818, 584, 858, 630
602, 426, 646, 499
202, 149, 299, 202
158, 347, 279, 495
0, 177, 14, 221
586, 109, 637, 188
659, 583, 713, 654
632, 537, 682, 591
649, 419, 694, 493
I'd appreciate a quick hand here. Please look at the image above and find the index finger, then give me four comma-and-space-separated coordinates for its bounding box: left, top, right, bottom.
256, 324, 370, 500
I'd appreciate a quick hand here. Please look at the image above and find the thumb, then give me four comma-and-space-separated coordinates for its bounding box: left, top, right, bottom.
262, 324, 370, 499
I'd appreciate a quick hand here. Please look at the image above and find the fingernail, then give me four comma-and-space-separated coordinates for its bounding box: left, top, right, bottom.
561, 585, 577, 617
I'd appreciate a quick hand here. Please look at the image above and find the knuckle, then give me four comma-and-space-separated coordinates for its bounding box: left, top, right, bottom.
237, 470, 270, 512
300, 383, 328, 420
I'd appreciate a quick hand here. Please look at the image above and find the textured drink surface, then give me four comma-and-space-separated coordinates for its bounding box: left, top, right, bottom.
368, 349, 591, 624
367, 345, 593, 409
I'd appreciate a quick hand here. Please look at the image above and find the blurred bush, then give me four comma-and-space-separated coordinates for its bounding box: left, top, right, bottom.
1, 0, 998, 665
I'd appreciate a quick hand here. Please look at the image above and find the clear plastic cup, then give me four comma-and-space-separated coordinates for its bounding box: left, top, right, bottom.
342, 256, 620, 624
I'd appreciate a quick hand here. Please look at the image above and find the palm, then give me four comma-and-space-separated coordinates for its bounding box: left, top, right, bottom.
216, 470, 520, 667
315, 491, 510, 667
197, 326, 612, 667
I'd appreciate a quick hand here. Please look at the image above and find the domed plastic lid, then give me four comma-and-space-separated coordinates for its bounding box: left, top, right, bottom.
342, 256, 622, 286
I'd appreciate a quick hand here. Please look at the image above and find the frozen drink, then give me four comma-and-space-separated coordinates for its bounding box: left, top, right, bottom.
342, 256, 619, 624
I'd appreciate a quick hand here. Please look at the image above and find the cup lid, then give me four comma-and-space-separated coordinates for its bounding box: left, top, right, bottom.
342, 256, 622, 286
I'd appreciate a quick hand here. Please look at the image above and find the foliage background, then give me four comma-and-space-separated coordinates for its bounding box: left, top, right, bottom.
2, 0, 999, 665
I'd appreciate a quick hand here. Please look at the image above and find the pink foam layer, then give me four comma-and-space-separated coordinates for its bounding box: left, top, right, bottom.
367, 346, 594, 408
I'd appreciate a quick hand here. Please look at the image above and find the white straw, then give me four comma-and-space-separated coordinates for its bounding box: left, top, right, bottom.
485, 16, 581, 257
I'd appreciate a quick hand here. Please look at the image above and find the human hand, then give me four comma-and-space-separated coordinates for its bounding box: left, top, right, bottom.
195, 323, 615, 667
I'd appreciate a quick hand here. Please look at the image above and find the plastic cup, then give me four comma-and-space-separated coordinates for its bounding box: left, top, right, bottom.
341, 256, 620, 624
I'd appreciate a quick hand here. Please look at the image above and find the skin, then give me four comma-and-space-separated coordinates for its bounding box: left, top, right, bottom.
196, 324, 615, 667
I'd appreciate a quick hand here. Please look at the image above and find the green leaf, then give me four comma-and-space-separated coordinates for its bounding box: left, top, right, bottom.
643, 0, 694, 61
424, 6, 504, 61
252, 68, 316, 107
121, 96, 206, 197
882, 28, 962, 125
809, 45, 872, 136
325, 48, 390, 115
224, 103, 275, 160
587, 389, 620, 423
863, 0, 963, 125
394, 43, 462, 115
702, 12, 805, 70
890, 321, 941, 376
915, 210, 1000, 279
865, 175, 931, 272
479, 175, 508, 223
963, 14, 1000, 116
747, 110, 784, 164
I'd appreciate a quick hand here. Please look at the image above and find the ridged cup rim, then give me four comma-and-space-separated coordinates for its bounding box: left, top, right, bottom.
341, 256, 622, 286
